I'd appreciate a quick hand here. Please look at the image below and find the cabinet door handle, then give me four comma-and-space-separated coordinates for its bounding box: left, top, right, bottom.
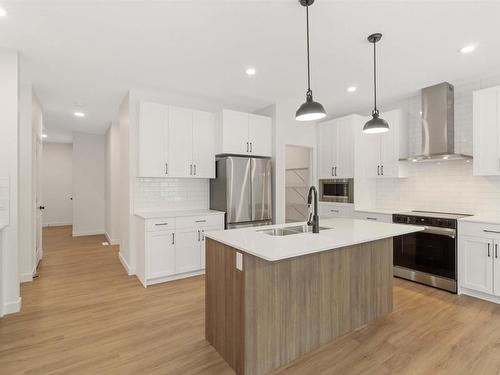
198, 230, 201, 242
246, 142, 249, 152
334, 166, 337, 176
377, 165, 380, 176
194, 164, 197, 175
165, 163, 168, 175
201, 230, 205, 241
331, 167, 334, 176
381, 165, 384, 175
190, 164, 193, 175
488, 243, 491, 257
172, 233, 175, 245
250, 142, 253, 153
496, 244, 498, 259
484, 229, 500, 234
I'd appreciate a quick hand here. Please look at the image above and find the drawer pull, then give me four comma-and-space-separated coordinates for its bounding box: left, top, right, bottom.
483, 230, 500, 234
155, 223, 169, 226
366, 217, 377, 221
195, 220, 207, 223
330, 209, 339, 213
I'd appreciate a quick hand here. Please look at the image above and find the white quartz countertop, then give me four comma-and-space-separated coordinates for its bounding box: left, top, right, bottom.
134, 209, 225, 219
204, 218, 423, 262
354, 207, 410, 215
458, 214, 500, 225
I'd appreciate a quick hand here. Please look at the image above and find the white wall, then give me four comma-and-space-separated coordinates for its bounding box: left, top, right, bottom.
72, 132, 105, 236
105, 122, 120, 245
42, 143, 73, 227
373, 73, 500, 214
0, 49, 20, 316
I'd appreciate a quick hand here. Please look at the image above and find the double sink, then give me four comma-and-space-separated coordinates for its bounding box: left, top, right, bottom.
258, 224, 330, 236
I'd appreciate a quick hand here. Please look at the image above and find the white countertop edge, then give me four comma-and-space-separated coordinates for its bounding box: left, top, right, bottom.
134, 209, 225, 219
458, 215, 500, 225
204, 219, 423, 262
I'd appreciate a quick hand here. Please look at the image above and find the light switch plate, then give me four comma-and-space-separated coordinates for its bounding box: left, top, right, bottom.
236, 252, 243, 271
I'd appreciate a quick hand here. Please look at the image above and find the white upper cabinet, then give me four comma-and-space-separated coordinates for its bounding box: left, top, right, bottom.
139, 102, 169, 177
192, 110, 216, 178
318, 115, 359, 179
473, 86, 500, 176
216, 109, 272, 157
357, 109, 409, 178
138, 102, 215, 178
248, 114, 272, 157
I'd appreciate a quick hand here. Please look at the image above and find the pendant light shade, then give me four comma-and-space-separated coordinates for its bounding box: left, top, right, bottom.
296, 0, 326, 122
363, 33, 389, 134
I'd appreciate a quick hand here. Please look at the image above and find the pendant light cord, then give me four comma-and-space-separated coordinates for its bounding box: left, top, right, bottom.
373, 40, 378, 114
306, 2, 312, 97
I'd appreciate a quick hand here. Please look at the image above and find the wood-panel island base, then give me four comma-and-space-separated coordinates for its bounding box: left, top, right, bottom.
205, 237, 393, 375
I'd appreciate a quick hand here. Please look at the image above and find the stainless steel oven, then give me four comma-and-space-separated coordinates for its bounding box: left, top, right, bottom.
319, 179, 354, 203
392, 211, 472, 293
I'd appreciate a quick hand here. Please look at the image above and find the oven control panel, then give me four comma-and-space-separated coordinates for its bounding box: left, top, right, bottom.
392, 214, 456, 229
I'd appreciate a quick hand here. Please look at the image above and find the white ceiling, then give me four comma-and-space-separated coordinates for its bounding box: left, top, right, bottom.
1, 0, 500, 136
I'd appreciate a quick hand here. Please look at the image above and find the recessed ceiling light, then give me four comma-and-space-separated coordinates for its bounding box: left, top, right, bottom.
347, 86, 357, 93
74, 111, 85, 117
42, 134, 48, 139
459, 45, 476, 54
245, 67, 256, 76
0, 7, 7, 17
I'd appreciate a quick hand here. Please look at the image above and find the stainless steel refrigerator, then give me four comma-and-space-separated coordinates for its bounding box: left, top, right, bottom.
210, 156, 272, 229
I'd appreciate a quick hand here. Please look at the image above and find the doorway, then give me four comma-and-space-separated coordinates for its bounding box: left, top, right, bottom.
285, 145, 313, 223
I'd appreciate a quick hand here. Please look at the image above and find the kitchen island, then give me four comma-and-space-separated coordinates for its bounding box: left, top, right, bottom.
204, 218, 422, 375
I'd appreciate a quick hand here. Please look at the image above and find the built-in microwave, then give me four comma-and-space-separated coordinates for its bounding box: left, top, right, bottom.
319, 179, 354, 203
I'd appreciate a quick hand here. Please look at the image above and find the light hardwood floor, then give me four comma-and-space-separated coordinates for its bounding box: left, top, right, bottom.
1, 226, 499, 374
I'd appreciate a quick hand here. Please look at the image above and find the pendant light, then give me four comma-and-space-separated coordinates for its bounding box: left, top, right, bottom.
363, 33, 389, 134
296, 0, 326, 122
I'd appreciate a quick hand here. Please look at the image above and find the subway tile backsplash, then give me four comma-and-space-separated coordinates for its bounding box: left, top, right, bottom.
376, 160, 500, 215
135, 178, 209, 211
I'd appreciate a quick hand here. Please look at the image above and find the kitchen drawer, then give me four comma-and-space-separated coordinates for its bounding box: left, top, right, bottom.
354, 211, 392, 223
146, 218, 176, 232
320, 203, 354, 218
459, 221, 500, 239
176, 214, 224, 229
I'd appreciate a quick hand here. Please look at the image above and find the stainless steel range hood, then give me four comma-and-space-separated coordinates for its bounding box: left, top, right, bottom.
403, 82, 472, 162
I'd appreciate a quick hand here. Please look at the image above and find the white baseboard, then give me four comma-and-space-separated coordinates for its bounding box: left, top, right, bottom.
146, 270, 205, 287
43, 222, 72, 227
4, 297, 22, 315
460, 287, 500, 305
72, 229, 105, 237
19, 272, 33, 283
105, 232, 120, 246
118, 252, 135, 275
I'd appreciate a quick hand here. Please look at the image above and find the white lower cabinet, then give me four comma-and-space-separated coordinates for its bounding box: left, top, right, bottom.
147, 230, 176, 279
136, 213, 224, 287
319, 203, 354, 219
459, 221, 500, 302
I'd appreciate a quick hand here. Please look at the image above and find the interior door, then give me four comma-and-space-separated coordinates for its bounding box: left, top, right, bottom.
251, 158, 272, 221
222, 110, 249, 154
175, 229, 201, 274
139, 102, 168, 177
248, 114, 272, 157
459, 236, 493, 294
226, 157, 251, 224
169, 106, 193, 177
192, 110, 215, 178
35, 121, 43, 265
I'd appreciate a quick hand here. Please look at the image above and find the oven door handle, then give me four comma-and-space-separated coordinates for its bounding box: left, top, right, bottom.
421, 226, 456, 238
